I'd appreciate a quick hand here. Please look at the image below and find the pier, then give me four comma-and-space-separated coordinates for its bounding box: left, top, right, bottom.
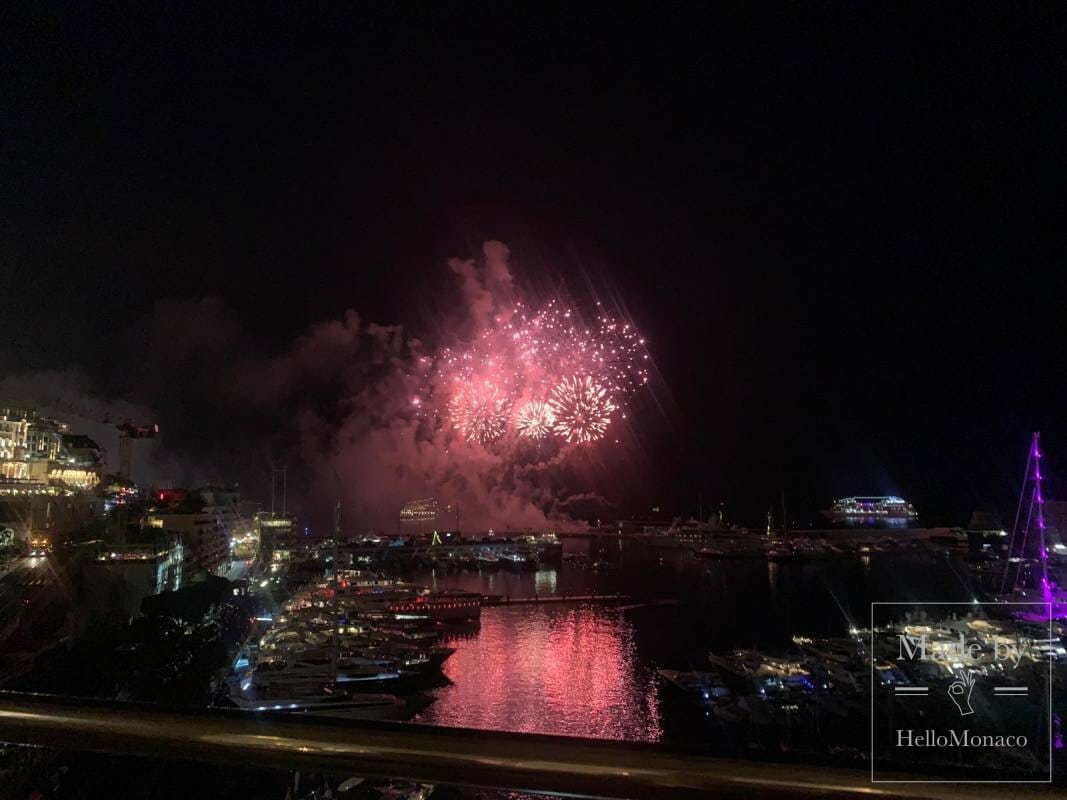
481, 593, 629, 606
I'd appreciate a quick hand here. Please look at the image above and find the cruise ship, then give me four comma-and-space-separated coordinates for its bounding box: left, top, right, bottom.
823, 496, 917, 521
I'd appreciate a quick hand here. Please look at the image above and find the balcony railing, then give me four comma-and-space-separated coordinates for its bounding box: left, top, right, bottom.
0, 691, 1032, 799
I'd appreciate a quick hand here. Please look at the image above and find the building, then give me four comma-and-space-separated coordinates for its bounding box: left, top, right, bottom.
144, 485, 257, 580
53, 433, 104, 489
0, 488, 102, 543
0, 407, 105, 544
0, 407, 64, 480
145, 510, 229, 580
0, 409, 31, 461
257, 513, 295, 562
399, 497, 439, 534
83, 536, 184, 618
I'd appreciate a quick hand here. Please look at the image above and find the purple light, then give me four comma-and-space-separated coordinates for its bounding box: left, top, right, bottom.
1033, 434, 1051, 600
1007, 434, 1052, 605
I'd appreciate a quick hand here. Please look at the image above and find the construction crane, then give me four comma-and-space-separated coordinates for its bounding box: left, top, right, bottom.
17, 395, 159, 481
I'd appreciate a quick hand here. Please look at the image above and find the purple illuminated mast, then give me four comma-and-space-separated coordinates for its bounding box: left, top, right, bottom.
1033, 432, 1050, 602
1002, 433, 1054, 605
1001, 431, 1051, 602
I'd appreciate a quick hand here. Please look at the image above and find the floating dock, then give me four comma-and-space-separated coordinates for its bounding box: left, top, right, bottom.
481, 593, 630, 606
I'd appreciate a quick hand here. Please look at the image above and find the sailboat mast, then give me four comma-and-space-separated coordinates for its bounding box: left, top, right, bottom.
1034, 433, 1050, 601
1000, 432, 1051, 600
331, 498, 341, 686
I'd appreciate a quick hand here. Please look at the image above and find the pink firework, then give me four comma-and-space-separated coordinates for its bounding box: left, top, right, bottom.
426, 299, 649, 445
449, 381, 511, 444
548, 376, 617, 444
433, 300, 648, 397
515, 401, 555, 439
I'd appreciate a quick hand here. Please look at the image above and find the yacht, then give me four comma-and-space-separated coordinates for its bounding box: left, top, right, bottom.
229, 686, 416, 720
252, 654, 416, 689
657, 668, 731, 705
707, 650, 814, 695
872, 661, 912, 686
791, 635, 866, 665
500, 552, 534, 570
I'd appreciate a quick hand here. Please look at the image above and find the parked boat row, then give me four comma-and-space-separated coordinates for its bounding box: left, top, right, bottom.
659, 633, 876, 725
227, 570, 479, 720
562, 553, 620, 570
662, 611, 1067, 730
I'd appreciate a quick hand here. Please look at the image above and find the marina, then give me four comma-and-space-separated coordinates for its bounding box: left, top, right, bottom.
4, 12, 1066, 795
219, 523, 1067, 770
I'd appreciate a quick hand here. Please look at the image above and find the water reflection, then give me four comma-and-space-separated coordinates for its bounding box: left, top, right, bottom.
418, 603, 662, 741
534, 568, 557, 594
410, 537, 973, 744
766, 560, 779, 590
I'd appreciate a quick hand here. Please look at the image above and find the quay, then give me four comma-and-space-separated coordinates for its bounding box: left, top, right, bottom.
481, 593, 629, 606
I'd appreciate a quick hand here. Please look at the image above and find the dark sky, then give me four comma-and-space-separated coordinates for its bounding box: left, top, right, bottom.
3, 5, 1066, 526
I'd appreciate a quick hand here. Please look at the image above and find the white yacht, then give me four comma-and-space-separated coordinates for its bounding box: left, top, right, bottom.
230, 688, 411, 720
252, 654, 413, 687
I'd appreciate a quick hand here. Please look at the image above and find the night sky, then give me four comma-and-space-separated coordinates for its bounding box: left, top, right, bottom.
3, 5, 1066, 527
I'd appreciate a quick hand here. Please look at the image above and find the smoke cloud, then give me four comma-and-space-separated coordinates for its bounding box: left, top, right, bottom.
3, 242, 617, 535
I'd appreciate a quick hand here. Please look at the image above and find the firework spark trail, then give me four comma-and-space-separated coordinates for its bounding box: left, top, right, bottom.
515, 400, 555, 439
548, 375, 617, 444
449, 381, 512, 444
429, 298, 648, 445
436, 300, 648, 398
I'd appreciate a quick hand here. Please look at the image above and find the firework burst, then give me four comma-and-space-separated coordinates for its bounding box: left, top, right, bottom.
449, 381, 511, 444
417, 288, 650, 448
515, 400, 555, 439
548, 375, 617, 444
432, 300, 648, 399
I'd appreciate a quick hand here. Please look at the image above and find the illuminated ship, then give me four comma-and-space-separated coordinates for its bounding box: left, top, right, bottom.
399, 497, 438, 534
823, 496, 917, 521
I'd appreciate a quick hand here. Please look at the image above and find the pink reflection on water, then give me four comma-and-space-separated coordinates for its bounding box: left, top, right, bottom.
418, 604, 662, 741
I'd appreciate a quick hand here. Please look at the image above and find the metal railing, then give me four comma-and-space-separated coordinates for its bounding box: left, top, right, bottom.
0, 691, 1053, 799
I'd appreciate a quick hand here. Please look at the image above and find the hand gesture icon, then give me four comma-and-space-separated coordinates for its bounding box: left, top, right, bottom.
948, 671, 976, 716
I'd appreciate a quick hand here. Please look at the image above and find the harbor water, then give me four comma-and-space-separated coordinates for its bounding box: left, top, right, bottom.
411, 535, 975, 742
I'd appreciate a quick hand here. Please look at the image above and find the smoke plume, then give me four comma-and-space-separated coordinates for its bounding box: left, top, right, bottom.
3, 242, 622, 534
